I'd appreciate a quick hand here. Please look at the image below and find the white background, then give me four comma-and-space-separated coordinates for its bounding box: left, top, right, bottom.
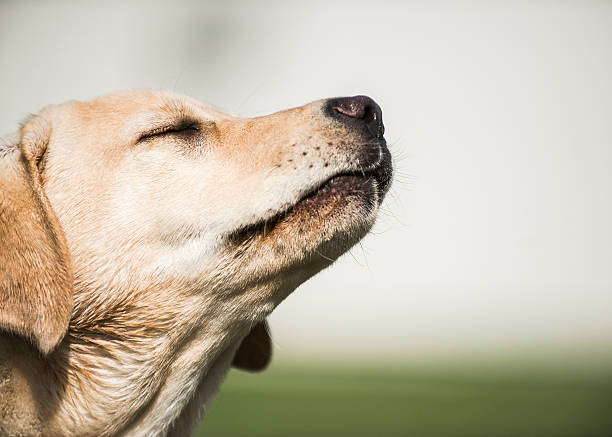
1, 1, 610, 361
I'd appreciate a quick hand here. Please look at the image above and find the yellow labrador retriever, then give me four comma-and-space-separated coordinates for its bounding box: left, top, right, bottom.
0, 91, 392, 436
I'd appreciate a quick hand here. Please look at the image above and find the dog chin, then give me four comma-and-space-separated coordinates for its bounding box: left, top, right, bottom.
226, 175, 380, 273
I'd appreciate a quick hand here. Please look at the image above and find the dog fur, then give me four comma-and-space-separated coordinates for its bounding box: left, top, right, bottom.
0, 90, 392, 436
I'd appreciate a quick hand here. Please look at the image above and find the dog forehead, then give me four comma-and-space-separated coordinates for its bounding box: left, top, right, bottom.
94, 90, 233, 120
53, 90, 234, 134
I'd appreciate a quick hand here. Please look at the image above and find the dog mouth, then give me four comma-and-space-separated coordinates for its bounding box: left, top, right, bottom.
308, 140, 393, 206
297, 160, 390, 209
228, 145, 392, 244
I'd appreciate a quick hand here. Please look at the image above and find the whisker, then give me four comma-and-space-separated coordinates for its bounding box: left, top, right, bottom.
348, 248, 365, 267
314, 249, 335, 262
358, 242, 372, 271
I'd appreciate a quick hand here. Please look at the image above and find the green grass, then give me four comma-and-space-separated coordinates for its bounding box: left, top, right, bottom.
196, 361, 612, 437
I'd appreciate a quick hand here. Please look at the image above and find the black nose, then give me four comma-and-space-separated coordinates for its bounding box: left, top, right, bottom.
328, 95, 385, 139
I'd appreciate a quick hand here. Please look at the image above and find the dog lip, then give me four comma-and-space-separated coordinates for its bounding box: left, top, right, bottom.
314, 163, 385, 198
227, 171, 374, 243
276, 153, 391, 220
227, 140, 392, 243
340, 138, 392, 198
226, 170, 381, 244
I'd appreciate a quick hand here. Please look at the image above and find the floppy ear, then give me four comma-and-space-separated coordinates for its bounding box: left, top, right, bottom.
232, 320, 272, 372
0, 120, 73, 354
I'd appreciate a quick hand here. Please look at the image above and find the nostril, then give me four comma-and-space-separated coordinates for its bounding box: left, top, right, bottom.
332, 95, 371, 120
329, 95, 385, 139
333, 100, 365, 119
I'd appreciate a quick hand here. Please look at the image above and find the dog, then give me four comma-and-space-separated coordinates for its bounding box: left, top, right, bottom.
0, 90, 392, 436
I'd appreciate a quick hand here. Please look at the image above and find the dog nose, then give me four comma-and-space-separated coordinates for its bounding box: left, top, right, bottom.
328, 95, 385, 139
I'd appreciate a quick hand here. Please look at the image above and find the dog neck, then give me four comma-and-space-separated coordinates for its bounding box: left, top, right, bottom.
45, 284, 263, 437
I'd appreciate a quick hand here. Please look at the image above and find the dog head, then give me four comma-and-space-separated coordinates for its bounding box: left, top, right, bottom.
0, 90, 392, 368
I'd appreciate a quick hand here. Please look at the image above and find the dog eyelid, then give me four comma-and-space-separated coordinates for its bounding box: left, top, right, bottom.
137, 121, 201, 143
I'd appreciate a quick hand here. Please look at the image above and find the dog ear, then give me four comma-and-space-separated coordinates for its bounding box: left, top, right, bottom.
0, 118, 73, 354
232, 320, 272, 372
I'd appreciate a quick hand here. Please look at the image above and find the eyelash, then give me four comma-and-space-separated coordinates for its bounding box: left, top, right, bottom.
139, 123, 200, 142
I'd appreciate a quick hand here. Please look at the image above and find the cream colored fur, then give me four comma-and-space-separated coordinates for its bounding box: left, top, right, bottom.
0, 90, 390, 437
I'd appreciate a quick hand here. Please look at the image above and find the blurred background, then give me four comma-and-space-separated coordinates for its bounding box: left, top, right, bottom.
1, 1, 611, 435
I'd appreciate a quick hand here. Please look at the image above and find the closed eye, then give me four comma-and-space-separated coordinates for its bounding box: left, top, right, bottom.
138, 121, 201, 142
